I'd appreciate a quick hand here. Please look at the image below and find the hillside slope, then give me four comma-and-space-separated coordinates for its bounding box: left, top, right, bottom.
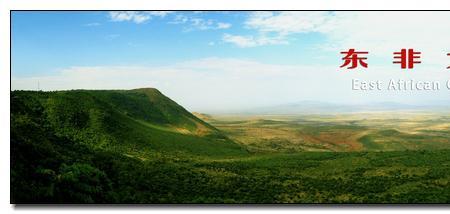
11, 88, 247, 158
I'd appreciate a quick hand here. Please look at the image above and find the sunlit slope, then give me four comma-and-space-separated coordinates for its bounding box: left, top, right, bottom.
11, 89, 247, 157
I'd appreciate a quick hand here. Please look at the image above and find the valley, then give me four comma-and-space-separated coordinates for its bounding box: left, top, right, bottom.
10, 89, 450, 203
207, 112, 450, 153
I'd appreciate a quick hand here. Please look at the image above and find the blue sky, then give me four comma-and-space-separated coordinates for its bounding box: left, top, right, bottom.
11, 11, 450, 111
12, 11, 334, 78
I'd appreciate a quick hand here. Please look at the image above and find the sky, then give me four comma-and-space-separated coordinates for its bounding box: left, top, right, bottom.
11, 11, 450, 112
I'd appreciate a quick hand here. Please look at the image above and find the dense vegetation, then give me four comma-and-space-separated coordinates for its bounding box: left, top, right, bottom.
10, 89, 450, 203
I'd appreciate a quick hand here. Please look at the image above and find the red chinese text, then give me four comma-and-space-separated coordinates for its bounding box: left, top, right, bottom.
340, 49, 369, 69
393, 49, 421, 69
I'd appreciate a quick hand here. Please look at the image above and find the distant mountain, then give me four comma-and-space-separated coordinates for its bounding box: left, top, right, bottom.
11, 88, 246, 157
239, 101, 450, 115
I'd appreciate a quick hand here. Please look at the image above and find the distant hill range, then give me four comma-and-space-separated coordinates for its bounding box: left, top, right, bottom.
238, 101, 450, 115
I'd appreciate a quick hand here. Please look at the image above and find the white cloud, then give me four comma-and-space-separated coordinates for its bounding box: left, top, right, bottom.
145, 11, 173, 17
226, 11, 450, 62
217, 22, 231, 29
109, 11, 173, 24
223, 12, 332, 47
245, 11, 332, 35
12, 58, 449, 112
223, 34, 286, 47
109, 12, 150, 24
170, 14, 231, 31
320, 12, 450, 66
108, 12, 231, 32
190, 18, 213, 30
171, 14, 189, 24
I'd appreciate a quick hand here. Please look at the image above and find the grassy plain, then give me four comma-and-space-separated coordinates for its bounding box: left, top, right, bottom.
207, 112, 450, 153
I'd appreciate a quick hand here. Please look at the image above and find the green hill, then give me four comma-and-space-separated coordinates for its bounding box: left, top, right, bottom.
11, 88, 248, 202
11, 88, 246, 158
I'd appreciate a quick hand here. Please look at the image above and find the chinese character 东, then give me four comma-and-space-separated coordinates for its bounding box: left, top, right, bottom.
393, 49, 421, 69
447, 53, 450, 69
340, 49, 369, 69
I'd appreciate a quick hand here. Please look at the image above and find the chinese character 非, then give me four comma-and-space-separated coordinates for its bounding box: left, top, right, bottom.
340, 49, 369, 69
393, 49, 421, 69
